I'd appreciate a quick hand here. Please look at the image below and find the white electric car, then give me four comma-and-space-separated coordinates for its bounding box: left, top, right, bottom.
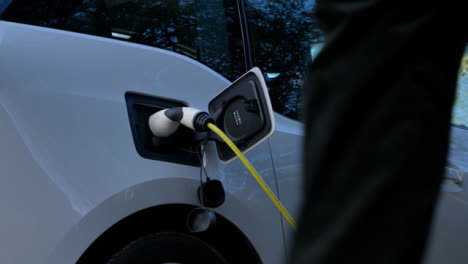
0, 1, 466, 263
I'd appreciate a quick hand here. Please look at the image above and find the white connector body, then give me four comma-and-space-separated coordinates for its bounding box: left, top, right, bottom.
180, 107, 203, 130
148, 110, 180, 137
148, 107, 205, 137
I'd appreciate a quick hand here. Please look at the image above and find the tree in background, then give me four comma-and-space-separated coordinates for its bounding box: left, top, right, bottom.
246, 0, 324, 119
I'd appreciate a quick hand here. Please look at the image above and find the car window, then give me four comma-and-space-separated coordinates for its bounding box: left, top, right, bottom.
453, 46, 468, 129
0, 0, 245, 81
245, 0, 323, 120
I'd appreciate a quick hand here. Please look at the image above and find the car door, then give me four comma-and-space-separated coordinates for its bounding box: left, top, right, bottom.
0, 1, 286, 263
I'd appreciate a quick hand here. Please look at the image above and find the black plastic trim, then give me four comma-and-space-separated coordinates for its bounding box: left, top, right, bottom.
125, 92, 201, 167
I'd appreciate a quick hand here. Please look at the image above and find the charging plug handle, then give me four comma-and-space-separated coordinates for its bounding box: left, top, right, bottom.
149, 107, 214, 138
194, 112, 214, 132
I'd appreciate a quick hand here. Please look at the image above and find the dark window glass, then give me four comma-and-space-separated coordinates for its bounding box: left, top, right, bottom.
453, 46, 468, 129
245, 0, 323, 120
0, 0, 245, 81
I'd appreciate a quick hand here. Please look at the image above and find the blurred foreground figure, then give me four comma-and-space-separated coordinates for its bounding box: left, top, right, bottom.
293, 0, 468, 263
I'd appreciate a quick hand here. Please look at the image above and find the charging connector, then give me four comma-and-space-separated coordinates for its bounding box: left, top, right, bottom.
148, 107, 213, 138
146, 67, 296, 230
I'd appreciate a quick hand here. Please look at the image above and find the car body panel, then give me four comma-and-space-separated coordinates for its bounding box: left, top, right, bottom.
0, 21, 285, 264
268, 114, 303, 257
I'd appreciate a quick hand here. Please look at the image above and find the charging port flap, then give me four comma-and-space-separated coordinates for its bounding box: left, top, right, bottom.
208, 67, 275, 163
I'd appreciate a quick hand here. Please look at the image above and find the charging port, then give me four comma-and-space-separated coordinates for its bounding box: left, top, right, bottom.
125, 92, 201, 167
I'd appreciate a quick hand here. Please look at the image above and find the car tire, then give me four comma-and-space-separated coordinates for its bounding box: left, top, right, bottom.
106, 232, 228, 264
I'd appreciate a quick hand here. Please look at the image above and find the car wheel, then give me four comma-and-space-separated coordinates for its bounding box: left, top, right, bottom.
107, 232, 228, 264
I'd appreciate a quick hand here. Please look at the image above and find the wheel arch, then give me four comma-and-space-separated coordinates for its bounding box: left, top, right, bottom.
47, 177, 262, 264
77, 203, 261, 263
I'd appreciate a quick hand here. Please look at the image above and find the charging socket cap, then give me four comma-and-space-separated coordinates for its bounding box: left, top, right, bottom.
208, 67, 275, 163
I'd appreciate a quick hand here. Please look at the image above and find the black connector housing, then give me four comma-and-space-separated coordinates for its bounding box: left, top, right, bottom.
194, 112, 214, 132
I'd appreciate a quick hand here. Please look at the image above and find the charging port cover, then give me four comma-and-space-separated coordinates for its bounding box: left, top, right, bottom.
208, 67, 275, 163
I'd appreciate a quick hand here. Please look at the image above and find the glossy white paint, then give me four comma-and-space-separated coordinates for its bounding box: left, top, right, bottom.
0, 21, 285, 264
268, 114, 304, 259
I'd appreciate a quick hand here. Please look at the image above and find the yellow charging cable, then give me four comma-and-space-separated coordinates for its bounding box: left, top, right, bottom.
207, 123, 297, 230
